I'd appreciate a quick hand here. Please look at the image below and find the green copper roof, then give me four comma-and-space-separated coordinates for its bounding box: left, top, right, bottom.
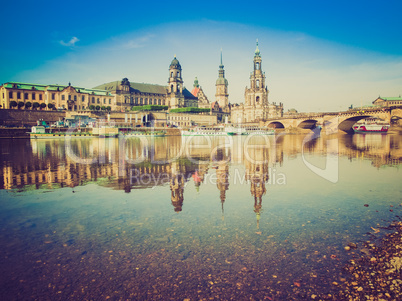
2, 82, 112, 96
255, 39, 261, 57
380, 97, 402, 101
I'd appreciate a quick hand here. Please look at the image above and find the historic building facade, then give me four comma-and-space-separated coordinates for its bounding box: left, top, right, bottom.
372, 96, 402, 107
231, 41, 283, 123
94, 56, 198, 112
0, 82, 114, 111
191, 77, 210, 109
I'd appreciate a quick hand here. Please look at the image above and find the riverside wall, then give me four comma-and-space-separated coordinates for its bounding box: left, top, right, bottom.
0, 109, 66, 127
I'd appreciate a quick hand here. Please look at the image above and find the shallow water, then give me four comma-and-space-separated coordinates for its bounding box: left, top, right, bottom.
0, 133, 401, 300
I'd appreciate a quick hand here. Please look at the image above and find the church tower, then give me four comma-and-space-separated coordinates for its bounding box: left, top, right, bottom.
167, 56, 184, 109
215, 50, 229, 108
244, 40, 269, 120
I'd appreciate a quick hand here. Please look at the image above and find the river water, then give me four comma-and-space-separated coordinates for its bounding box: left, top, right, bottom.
0, 133, 401, 300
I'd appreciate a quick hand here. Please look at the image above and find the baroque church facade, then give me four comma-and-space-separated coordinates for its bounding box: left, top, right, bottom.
231, 41, 283, 123
94, 56, 198, 112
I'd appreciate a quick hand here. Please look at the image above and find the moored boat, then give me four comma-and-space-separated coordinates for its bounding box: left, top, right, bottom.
30, 126, 93, 139
353, 123, 389, 134
182, 126, 226, 136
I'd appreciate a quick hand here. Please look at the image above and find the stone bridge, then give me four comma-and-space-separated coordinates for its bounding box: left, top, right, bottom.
262, 107, 402, 133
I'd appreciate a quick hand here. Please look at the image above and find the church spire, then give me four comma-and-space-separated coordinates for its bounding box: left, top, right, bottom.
255, 39, 260, 57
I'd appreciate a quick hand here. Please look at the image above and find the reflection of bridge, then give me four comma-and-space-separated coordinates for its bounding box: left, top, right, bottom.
263, 107, 402, 133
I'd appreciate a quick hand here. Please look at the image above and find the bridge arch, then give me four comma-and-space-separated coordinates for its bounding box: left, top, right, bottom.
267, 121, 285, 129
297, 119, 319, 129
338, 115, 386, 133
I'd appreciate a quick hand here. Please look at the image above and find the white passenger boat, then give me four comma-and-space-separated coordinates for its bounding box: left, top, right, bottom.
181, 127, 227, 136
353, 123, 389, 134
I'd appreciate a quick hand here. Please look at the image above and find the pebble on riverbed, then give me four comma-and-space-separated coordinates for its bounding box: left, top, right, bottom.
335, 221, 402, 300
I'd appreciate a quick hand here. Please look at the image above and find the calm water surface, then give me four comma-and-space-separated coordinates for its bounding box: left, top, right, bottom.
0, 133, 401, 300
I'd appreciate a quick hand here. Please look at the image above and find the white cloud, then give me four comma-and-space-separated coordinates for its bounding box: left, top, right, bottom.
60, 37, 80, 47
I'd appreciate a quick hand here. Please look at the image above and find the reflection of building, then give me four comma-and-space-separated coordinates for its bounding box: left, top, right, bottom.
231, 41, 283, 123
213, 147, 231, 215
245, 145, 269, 228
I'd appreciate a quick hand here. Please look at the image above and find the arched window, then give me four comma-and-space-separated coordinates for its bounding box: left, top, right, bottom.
256, 80, 260, 88
177, 72, 180, 77
256, 62, 260, 70
256, 96, 260, 103
74, 95, 77, 101
171, 85, 174, 92
171, 72, 173, 77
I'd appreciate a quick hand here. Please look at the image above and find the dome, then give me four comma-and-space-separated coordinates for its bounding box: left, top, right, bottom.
170, 56, 181, 69
216, 78, 228, 86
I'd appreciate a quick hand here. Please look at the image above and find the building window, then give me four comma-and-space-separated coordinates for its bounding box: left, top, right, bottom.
9, 92, 13, 99
256, 96, 260, 103
135, 98, 138, 105
171, 72, 173, 77
109, 99, 111, 104
140, 98, 143, 105
130, 97, 133, 104
62, 95, 65, 100
32, 93, 36, 100
177, 72, 180, 77
92, 97, 95, 103
82, 96, 85, 102
24, 93, 28, 100
256, 62, 260, 70
74, 95, 77, 101
39, 94, 42, 100
97, 98, 100, 104
158, 99, 161, 105
256, 80, 260, 88
103, 98, 106, 104
145, 98, 148, 105
17, 92, 21, 99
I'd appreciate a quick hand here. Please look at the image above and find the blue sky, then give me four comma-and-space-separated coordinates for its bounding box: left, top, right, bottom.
1, 0, 401, 112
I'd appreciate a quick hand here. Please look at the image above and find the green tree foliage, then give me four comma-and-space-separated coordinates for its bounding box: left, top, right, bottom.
25, 101, 32, 109
47, 103, 54, 109
32, 102, 40, 110
95, 105, 101, 111
170, 107, 210, 113
10, 101, 18, 108
40, 103, 47, 109
17, 101, 25, 109
131, 105, 168, 111
89, 105, 95, 110
106, 106, 111, 112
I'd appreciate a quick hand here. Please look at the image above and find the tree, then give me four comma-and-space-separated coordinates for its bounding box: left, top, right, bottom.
95, 105, 100, 111
25, 101, 32, 109
106, 106, 111, 112
17, 101, 25, 109
101, 106, 106, 111
10, 101, 18, 109
89, 105, 95, 110
47, 103, 54, 110
40, 103, 46, 110
32, 102, 40, 110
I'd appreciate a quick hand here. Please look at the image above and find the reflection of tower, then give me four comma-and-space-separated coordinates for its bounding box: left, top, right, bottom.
213, 147, 231, 217
245, 161, 269, 229
170, 161, 185, 212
